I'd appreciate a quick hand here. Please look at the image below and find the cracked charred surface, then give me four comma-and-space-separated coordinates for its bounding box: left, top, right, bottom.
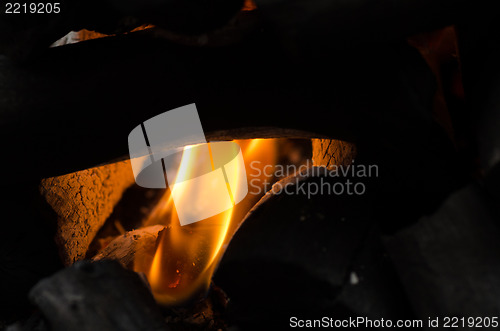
39, 160, 135, 265
312, 139, 357, 168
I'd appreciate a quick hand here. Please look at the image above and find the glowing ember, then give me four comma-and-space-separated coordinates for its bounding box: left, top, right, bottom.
135, 139, 276, 305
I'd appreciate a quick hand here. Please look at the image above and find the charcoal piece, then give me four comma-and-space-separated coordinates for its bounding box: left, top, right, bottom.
214, 168, 373, 329
385, 182, 500, 317
254, 0, 492, 61
484, 162, 500, 212
0, 184, 63, 323
457, 12, 500, 172
28, 260, 169, 331
5, 311, 48, 331
336, 226, 414, 320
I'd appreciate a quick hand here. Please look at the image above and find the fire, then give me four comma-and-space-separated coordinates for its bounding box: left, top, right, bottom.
135, 139, 276, 305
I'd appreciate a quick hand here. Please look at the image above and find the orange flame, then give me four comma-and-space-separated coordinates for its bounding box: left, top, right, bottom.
135, 139, 276, 305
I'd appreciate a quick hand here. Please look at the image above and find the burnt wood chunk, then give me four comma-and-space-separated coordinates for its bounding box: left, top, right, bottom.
29, 260, 168, 331
39, 161, 135, 265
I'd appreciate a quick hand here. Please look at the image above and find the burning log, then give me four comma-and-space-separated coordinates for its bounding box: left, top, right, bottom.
92, 225, 164, 268
39, 161, 135, 265
24, 261, 168, 331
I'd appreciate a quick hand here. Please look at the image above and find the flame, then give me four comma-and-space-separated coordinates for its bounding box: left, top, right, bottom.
136, 139, 276, 305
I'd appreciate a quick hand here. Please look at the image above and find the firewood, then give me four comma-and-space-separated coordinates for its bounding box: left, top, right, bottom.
28, 260, 169, 331
92, 225, 164, 268
39, 161, 135, 265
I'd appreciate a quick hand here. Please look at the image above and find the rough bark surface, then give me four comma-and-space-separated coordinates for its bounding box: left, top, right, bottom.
312, 139, 357, 168
39, 160, 135, 265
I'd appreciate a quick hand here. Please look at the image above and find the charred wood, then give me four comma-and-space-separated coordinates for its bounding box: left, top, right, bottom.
312, 139, 357, 168
39, 161, 135, 265
0, 36, 438, 183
